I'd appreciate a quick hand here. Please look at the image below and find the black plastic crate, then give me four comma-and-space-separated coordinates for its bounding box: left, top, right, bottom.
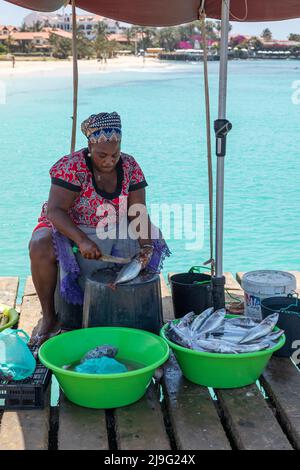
0, 346, 52, 410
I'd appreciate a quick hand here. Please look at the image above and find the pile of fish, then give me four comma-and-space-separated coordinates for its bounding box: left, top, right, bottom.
166, 308, 284, 354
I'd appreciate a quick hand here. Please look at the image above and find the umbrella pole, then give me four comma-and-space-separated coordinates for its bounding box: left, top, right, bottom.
70, 0, 78, 154
212, 0, 232, 309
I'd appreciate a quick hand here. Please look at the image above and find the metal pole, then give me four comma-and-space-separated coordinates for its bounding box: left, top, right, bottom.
212, 0, 232, 309
71, 0, 78, 154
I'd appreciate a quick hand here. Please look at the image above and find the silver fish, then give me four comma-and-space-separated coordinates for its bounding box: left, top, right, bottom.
114, 259, 142, 285
194, 338, 239, 354
251, 329, 285, 344
239, 313, 279, 344
234, 341, 271, 353
82, 344, 118, 362
177, 311, 196, 330
226, 317, 260, 329
266, 329, 285, 342
190, 307, 214, 333
196, 308, 226, 336
166, 322, 193, 349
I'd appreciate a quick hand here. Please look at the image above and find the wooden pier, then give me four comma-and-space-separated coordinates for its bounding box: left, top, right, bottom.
0, 273, 300, 450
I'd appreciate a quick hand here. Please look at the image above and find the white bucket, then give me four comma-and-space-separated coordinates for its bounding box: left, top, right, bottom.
241, 270, 296, 320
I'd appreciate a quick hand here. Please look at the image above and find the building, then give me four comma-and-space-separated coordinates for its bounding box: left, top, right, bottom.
23, 11, 130, 39
260, 38, 300, 49
0, 29, 73, 54
0, 25, 18, 35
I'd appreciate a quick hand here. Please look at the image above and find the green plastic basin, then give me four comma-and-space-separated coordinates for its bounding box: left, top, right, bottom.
160, 316, 286, 389
0, 304, 19, 332
39, 327, 169, 409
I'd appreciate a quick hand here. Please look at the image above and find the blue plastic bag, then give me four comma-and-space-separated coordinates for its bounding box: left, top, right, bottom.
75, 356, 128, 375
0, 329, 36, 381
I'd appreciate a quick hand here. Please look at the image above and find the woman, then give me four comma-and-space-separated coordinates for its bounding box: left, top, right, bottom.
29, 112, 169, 346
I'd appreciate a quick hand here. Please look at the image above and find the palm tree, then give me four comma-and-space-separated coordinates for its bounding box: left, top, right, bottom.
93, 21, 110, 59
76, 30, 94, 59
49, 34, 72, 59
131, 26, 157, 51
156, 27, 180, 51
20, 22, 28, 32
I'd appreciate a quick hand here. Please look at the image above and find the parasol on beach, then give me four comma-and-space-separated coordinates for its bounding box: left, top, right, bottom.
5, 0, 300, 307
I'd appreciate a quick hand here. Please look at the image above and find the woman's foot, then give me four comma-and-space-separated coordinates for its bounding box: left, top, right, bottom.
29, 319, 62, 349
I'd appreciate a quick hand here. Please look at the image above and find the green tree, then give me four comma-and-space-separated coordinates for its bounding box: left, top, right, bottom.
106, 39, 118, 58
262, 28, 272, 41
289, 33, 300, 42
76, 31, 94, 59
4, 34, 13, 53
93, 21, 109, 58
156, 27, 180, 51
249, 36, 263, 51
20, 22, 28, 32
49, 34, 72, 59
0, 43, 8, 54
131, 26, 157, 50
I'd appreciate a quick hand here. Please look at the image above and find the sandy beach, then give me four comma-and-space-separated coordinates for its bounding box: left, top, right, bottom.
0, 55, 179, 77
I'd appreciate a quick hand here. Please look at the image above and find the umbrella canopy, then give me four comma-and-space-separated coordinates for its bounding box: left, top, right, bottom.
5, 0, 300, 26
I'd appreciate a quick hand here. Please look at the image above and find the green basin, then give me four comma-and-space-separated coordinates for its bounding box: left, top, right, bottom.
39, 327, 169, 409
160, 316, 285, 389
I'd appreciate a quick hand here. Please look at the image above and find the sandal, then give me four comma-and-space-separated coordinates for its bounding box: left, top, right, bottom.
29, 329, 62, 351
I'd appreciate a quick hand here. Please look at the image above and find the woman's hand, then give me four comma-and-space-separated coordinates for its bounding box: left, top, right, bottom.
136, 245, 154, 270
78, 237, 102, 260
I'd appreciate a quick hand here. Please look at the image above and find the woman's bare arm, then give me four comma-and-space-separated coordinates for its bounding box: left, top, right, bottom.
47, 184, 101, 259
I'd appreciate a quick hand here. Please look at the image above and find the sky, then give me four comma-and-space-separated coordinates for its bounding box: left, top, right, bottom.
0, 1, 300, 39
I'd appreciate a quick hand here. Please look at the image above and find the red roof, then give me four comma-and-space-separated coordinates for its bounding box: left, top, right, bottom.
6, 1, 300, 26
107, 33, 129, 43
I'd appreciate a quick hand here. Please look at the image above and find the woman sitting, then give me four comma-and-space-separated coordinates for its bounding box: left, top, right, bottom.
29, 112, 169, 347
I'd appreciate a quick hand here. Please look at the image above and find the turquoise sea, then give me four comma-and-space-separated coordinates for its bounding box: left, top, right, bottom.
0, 59, 299, 297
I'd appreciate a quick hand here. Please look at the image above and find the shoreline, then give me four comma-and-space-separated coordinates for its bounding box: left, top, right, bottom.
0, 55, 180, 77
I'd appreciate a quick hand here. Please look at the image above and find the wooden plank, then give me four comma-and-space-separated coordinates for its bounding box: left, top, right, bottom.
224, 272, 243, 292
160, 274, 174, 322
0, 276, 50, 450
162, 273, 230, 450
115, 382, 171, 450
0, 388, 50, 451
0, 277, 19, 307
236, 272, 244, 285
58, 395, 108, 450
216, 385, 292, 450
163, 355, 231, 450
261, 357, 300, 450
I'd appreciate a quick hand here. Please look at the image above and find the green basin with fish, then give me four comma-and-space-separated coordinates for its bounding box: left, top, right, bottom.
160, 315, 285, 389
39, 327, 169, 409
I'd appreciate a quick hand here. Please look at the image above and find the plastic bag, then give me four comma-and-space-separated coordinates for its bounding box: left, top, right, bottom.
75, 356, 128, 375
0, 329, 36, 381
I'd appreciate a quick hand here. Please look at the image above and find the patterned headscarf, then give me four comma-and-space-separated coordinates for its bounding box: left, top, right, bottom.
81, 112, 122, 143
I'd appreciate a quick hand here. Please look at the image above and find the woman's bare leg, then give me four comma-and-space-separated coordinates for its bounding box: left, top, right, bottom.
29, 228, 61, 345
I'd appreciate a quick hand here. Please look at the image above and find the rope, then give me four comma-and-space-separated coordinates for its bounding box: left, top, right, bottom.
71, 0, 78, 154
198, 6, 214, 276
224, 0, 249, 22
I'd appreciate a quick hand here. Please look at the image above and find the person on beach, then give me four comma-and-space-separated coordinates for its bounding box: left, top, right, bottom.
29, 112, 169, 347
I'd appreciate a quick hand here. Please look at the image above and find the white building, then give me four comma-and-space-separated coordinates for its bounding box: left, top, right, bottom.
23, 11, 129, 39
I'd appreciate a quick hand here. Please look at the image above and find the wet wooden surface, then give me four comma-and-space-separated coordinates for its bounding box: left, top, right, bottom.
0, 276, 49, 451
0, 273, 300, 450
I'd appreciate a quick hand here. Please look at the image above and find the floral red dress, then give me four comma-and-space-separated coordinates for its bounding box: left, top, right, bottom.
35, 147, 148, 231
